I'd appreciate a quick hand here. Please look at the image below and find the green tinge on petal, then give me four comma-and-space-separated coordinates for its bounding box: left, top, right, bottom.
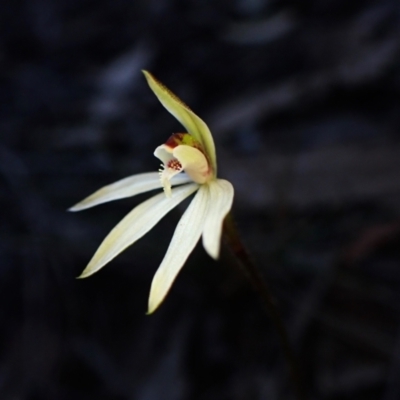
165, 133, 203, 149
147, 184, 210, 314
142, 70, 217, 174
77, 183, 199, 278
202, 179, 234, 260
69, 172, 191, 211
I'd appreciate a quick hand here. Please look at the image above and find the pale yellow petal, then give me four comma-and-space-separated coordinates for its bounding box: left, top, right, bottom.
202, 179, 234, 259
142, 70, 217, 173
69, 172, 191, 211
78, 183, 199, 278
147, 185, 210, 313
173, 145, 210, 184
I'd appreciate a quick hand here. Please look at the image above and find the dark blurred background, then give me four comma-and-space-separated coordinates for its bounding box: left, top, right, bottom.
1, 0, 400, 399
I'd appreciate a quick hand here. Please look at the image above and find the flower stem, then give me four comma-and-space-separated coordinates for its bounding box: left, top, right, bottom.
223, 212, 306, 400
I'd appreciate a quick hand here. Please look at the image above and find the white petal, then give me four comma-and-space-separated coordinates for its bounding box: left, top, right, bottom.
154, 145, 174, 165
78, 183, 199, 278
202, 179, 234, 260
154, 145, 184, 198
69, 172, 191, 211
142, 70, 217, 174
147, 184, 210, 313
159, 168, 183, 198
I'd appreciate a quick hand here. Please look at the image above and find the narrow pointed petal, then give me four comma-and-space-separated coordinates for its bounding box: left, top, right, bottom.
202, 179, 234, 260
142, 70, 217, 173
78, 183, 199, 278
147, 185, 210, 314
69, 172, 191, 211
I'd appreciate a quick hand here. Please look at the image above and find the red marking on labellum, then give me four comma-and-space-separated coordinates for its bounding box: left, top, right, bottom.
165, 133, 185, 149
167, 159, 182, 171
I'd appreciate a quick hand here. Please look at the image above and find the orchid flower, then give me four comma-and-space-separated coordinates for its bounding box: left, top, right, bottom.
69, 71, 234, 313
